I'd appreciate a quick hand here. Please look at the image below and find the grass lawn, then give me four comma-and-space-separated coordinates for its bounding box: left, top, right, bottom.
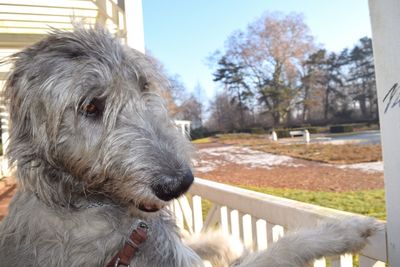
192, 137, 212, 144
255, 143, 382, 164
241, 186, 386, 220
215, 134, 382, 164
200, 186, 386, 222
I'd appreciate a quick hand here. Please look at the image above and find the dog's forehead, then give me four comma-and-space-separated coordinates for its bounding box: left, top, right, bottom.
49, 28, 123, 63
32, 28, 159, 93
26, 28, 133, 67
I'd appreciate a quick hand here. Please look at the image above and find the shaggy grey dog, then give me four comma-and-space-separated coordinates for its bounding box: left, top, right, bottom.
0, 27, 379, 267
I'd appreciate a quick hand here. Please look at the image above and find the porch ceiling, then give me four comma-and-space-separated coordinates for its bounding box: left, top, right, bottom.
0, 0, 125, 48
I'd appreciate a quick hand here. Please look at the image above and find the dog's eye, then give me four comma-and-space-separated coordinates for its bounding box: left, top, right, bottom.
138, 75, 151, 92
141, 82, 150, 92
82, 103, 98, 115
79, 98, 104, 117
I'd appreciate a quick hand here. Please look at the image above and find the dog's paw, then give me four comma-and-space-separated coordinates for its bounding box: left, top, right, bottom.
321, 217, 382, 253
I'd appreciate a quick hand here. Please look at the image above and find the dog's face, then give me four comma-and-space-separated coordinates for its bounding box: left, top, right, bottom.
5, 27, 194, 213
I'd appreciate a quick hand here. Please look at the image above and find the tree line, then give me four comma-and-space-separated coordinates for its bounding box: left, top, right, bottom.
206, 12, 377, 133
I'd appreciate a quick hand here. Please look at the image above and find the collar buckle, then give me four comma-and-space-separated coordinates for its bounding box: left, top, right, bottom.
114, 257, 130, 267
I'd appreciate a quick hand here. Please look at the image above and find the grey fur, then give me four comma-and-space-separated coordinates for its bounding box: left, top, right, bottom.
0, 27, 379, 267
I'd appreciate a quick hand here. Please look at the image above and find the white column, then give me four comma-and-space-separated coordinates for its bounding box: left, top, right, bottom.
369, 0, 400, 265
304, 130, 310, 144
186, 121, 191, 136
0, 81, 9, 176
0, 81, 8, 149
180, 123, 185, 135
124, 0, 145, 53
271, 131, 278, 142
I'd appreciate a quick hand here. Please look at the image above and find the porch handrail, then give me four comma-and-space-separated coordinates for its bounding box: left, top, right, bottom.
172, 178, 387, 267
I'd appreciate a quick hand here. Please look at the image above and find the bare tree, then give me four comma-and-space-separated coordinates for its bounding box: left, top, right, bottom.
176, 95, 203, 129
145, 53, 184, 116
206, 91, 245, 132
211, 12, 316, 126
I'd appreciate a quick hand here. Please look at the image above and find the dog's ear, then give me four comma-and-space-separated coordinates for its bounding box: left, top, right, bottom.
1, 36, 61, 168
2, 42, 79, 207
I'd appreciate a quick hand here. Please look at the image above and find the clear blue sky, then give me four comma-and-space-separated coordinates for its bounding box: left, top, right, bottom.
142, 0, 371, 101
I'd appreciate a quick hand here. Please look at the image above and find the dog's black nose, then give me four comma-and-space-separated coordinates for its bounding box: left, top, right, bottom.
151, 170, 194, 201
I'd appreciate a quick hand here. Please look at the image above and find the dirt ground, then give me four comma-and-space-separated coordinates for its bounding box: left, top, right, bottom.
193, 142, 384, 192
0, 142, 384, 219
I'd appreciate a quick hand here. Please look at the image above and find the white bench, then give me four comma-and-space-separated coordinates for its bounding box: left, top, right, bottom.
289, 130, 304, 138
289, 130, 311, 144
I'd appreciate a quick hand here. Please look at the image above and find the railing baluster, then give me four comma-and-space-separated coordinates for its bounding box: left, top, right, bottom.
227, 207, 232, 235
359, 255, 385, 267
251, 216, 258, 251
331, 254, 352, 267
256, 219, 267, 250
168, 201, 174, 213
330, 258, 339, 267
203, 204, 219, 231
173, 199, 184, 229
272, 225, 284, 242
220, 206, 230, 235
238, 211, 245, 241
314, 258, 326, 267
192, 195, 203, 233
176, 196, 194, 234
242, 214, 252, 249
266, 221, 274, 245
230, 209, 240, 239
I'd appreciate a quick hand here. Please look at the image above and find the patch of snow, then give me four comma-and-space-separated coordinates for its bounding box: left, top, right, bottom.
194, 146, 303, 172
337, 161, 383, 173
195, 166, 217, 173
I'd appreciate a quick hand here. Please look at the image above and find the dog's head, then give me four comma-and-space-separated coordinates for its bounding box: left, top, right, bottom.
4, 26, 194, 214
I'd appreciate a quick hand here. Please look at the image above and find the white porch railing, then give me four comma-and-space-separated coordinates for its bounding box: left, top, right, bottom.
171, 178, 387, 267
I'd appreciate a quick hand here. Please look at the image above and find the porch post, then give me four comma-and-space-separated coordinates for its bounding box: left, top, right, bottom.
124, 0, 145, 53
0, 81, 9, 176
369, 0, 400, 265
